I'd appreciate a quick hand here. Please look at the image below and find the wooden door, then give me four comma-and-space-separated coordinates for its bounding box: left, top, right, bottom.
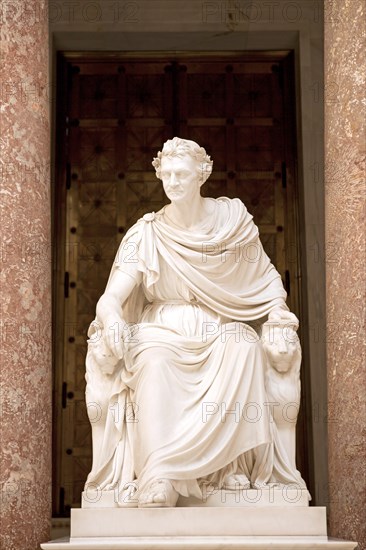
53, 52, 306, 515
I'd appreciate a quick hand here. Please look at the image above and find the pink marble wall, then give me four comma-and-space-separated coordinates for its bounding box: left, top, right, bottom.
0, 1, 52, 549
325, 0, 366, 548
0, 0, 365, 548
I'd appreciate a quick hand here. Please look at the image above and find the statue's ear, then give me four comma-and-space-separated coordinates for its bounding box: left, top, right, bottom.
199, 162, 212, 185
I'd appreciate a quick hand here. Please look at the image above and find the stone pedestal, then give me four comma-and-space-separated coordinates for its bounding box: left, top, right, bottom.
41, 507, 357, 549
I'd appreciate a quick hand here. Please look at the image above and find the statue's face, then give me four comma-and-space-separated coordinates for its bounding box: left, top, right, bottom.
160, 155, 200, 203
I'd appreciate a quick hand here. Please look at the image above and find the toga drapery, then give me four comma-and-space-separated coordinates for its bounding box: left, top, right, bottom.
85, 197, 306, 504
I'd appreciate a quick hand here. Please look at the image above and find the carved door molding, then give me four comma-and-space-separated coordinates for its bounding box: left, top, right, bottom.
53, 51, 306, 515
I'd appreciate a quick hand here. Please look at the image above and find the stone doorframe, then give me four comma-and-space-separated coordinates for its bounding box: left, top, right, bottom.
1, 1, 364, 549
50, 30, 326, 510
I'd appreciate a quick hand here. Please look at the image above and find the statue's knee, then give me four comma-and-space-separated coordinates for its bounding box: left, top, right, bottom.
241, 336, 263, 354
146, 357, 167, 375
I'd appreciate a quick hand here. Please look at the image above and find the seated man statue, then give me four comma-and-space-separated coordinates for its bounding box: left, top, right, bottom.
84, 137, 308, 508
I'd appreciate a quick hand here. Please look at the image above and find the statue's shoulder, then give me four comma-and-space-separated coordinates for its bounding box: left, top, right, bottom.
215, 196, 249, 217
122, 209, 159, 244
215, 195, 244, 206
122, 217, 146, 243
135, 208, 161, 224
141, 211, 156, 222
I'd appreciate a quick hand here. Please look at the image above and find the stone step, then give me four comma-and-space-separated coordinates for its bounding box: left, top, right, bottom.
40, 507, 358, 550
72, 507, 326, 537
41, 535, 358, 550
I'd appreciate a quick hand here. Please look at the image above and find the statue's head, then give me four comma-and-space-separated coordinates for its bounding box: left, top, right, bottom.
152, 137, 213, 186
261, 320, 301, 374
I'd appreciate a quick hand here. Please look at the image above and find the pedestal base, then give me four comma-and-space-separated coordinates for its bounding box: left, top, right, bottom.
40, 507, 357, 549
72, 507, 326, 537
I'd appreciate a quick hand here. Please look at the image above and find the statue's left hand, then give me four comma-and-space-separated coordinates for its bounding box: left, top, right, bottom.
103, 315, 128, 360
268, 309, 299, 330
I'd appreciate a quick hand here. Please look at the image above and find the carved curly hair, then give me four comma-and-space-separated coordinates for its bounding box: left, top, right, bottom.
152, 137, 213, 185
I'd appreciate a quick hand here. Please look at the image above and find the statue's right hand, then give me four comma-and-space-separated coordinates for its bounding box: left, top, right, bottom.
103, 316, 127, 360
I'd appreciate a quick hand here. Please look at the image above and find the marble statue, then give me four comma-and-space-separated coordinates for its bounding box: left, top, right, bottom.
84, 137, 308, 508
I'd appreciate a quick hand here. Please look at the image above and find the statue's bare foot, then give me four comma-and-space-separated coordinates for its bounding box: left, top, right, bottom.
138, 479, 179, 508
223, 473, 251, 490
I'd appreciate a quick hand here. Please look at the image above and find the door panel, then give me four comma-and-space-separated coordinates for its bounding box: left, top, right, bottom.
53, 52, 305, 514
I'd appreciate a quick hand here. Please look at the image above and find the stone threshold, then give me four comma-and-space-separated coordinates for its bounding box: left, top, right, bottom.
41, 535, 357, 549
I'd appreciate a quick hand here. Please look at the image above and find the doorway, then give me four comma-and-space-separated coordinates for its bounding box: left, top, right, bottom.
53, 51, 308, 515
